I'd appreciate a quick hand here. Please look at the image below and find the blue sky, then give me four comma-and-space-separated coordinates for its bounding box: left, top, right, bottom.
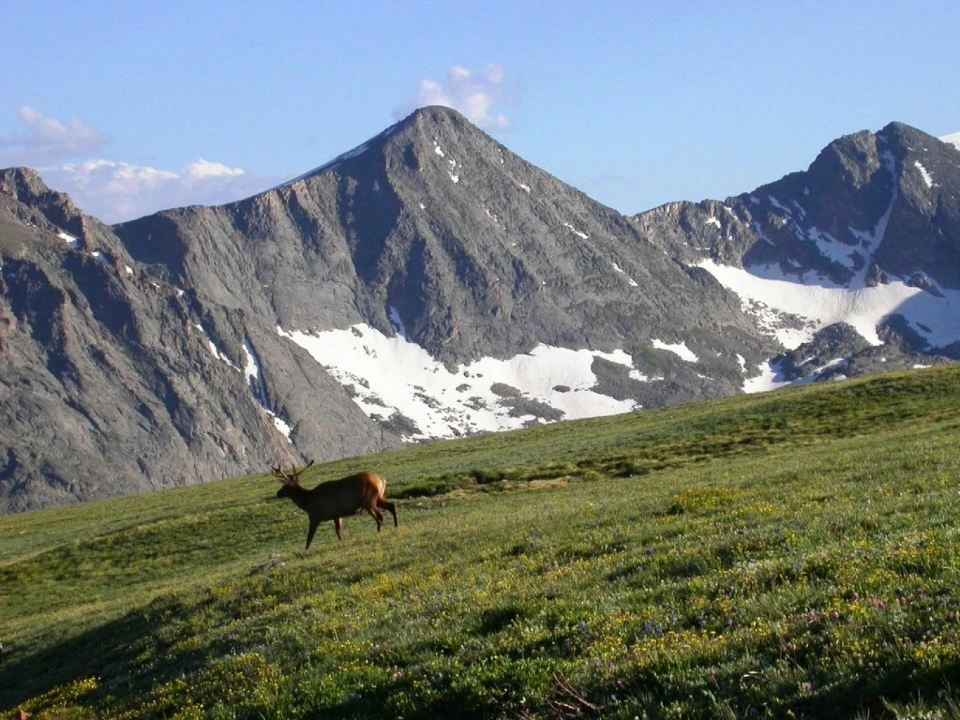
2, 1, 958, 224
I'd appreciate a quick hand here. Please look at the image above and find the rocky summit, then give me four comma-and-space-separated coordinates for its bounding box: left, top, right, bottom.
1, 108, 958, 512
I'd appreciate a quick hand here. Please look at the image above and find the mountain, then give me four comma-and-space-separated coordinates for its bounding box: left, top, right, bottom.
1, 109, 958, 513
633, 121, 960, 384
112, 107, 773, 440
0, 168, 334, 513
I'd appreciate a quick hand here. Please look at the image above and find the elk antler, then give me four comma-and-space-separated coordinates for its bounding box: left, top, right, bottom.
271, 459, 315, 486
271, 462, 296, 486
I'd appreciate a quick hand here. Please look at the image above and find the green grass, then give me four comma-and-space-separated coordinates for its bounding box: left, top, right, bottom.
2, 366, 960, 718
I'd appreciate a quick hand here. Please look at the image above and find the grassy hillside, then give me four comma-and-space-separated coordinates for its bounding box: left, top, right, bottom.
2, 366, 960, 719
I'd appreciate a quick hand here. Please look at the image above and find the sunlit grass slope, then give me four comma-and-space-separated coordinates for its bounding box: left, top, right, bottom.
2, 365, 960, 719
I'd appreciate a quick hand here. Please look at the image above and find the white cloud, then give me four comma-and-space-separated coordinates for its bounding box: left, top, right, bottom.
0, 106, 109, 165
1, 107, 288, 224
394, 64, 513, 131
39, 159, 286, 224
184, 158, 245, 179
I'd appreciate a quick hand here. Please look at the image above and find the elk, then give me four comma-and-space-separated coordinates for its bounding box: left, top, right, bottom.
272, 460, 398, 547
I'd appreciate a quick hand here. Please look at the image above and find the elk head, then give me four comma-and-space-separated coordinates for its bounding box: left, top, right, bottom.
272, 460, 315, 499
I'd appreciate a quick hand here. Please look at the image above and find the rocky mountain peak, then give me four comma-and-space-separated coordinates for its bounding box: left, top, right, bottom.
872, 123, 960, 288
806, 129, 884, 190
0, 167, 83, 237
3, 115, 960, 514
0, 166, 52, 199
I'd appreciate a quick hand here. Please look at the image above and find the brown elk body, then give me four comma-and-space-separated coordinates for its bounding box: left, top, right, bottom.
272, 461, 398, 547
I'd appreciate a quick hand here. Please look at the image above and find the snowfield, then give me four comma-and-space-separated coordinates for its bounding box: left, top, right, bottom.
697, 258, 960, 393
278, 324, 643, 441
274, 247, 960, 436
697, 259, 960, 351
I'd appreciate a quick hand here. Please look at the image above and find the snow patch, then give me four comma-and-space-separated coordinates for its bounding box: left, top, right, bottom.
742, 359, 791, 394
746, 357, 846, 394
768, 196, 791, 215
652, 339, 698, 363
812, 357, 845, 374
630, 370, 665, 382
277, 325, 647, 441
243, 336, 292, 442
914, 161, 934, 188
243, 338, 268, 406
58, 231, 79, 249
272, 415, 293, 439
195, 323, 239, 370
563, 222, 589, 240
484, 207, 502, 226
611, 262, 639, 287
807, 226, 857, 270
849, 157, 896, 254
705, 217, 721, 228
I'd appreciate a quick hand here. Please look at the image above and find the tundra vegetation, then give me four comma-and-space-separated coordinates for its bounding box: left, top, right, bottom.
1, 365, 960, 719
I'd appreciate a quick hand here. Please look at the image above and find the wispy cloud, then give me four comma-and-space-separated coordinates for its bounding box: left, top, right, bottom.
0, 106, 110, 166
1, 107, 286, 224
41, 159, 286, 224
394, 64, 513, 131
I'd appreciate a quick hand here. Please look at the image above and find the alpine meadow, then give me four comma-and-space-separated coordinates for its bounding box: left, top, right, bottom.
2, 364, 960, 719
5, 4, 960, 717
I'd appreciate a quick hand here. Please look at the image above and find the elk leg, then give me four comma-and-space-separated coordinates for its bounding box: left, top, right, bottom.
366, 506, 383, 532
378, 498, 399, 527
334, 517, 343, 540
306, 519, 320, 549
